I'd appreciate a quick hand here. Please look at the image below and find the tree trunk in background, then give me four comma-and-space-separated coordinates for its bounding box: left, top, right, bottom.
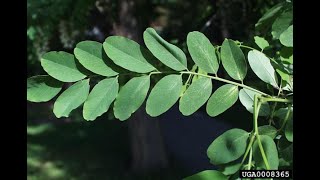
129, 107, 168, 172
217, 0, 230, 39
113, 0, 141, 41
113, 0, 168, 173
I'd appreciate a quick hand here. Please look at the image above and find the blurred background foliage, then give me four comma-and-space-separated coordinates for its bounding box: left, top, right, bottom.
27, 0, 282, 179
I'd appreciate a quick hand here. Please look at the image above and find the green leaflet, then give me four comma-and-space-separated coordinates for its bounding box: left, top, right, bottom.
285, 117, 293, 142
221, 39, 247, 81
219, 161, 242, 176
279, 158, 291, 167
248, 50, 278, 88
187, 31, 219, 74
206, 84, 238, 117
228, 172, 242, 180
258, 125, 277, 139
27, 75, 63, 102
83, 77, 119, 121
278, 136, 291, 151
274, 107, 293, 126
143, 27, 187, 71
114, 76, 150, 121
238, 88, 270, 116
255, 2, 284, 31
103, 36, 156, 73
74, 40, 118, 76
279, 143, 292, 163
179, 77, 212, 116
253, 135, 279, 170
207, 128, 249, 165
279, 25, 293, 47
273, 59, 292, 84
53, 79, 90, 118
282, 77, 293, 92
179, 84, 187, 97
146, 74, 182, 117
254, 36, 269, 50
276, 69, 290, 84
272, 11, 292, 39
41, 51, 87, 82
183, 170, 228, 180
280, 47, 293, 64
275, 107, 292, 119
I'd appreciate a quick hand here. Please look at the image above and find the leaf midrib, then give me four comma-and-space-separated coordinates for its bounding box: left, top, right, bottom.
114, 78, 149, 119
76, 47, 103, 64
226, 133, 248, 147
217, 86, 237, 106
146, 30, 186, 69
241, 89, 268, 115
106, 42, 155, 69
59, 82, 88, 116
75, 48, 118, 76
86, 79, 117, 118
42, 58, 85, 76
209, 131, 248, 162
128, 78, 149, 104
166, 78, 180, 92
251, 51, 277, 86
195, 37, 216, 73
181, 78, 211, 104
227, 42, 244, 80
